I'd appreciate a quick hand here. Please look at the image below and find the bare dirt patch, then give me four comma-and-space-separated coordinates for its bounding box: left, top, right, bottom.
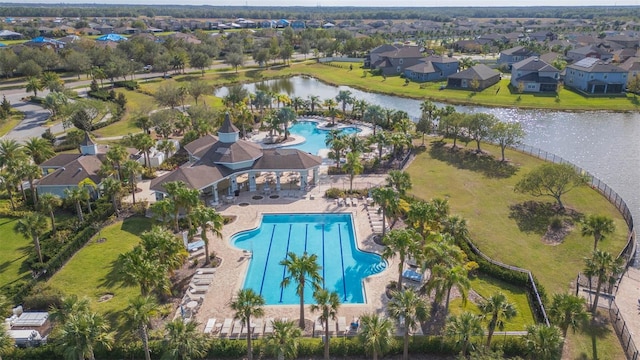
542, 221, 574, 245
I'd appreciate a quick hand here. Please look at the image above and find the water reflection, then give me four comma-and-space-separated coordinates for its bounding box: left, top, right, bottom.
216, 77, 640, 229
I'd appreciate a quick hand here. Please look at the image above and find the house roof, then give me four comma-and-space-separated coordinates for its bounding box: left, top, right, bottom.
619, 56, 640, 71
197, 139, 263, 165
80, 131, 95, 146
512, 57, 559, 72
149, 164, 233, 192
501, 46, 536, 56
448, 64, 500, 81
514, 73, 559, 84
40, 154, 82, 168
568, 58, 627, 73
569, 45, 609, 56
422, 55, 458, 64
539, 52, 562, 64
405, 61, 436, 74
253, 148, 321, 170
38, 155, 103, 187
379, 46, 423, 59
96, 33, 127, 42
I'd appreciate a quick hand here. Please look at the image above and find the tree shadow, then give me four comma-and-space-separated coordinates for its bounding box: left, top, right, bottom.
118, 217, 152, 237
100, 257, 127, 290
428, 141, 518, 179
576, 314, 613, 360
508, 201, 583, 235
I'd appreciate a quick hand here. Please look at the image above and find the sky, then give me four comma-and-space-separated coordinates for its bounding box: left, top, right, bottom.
11, 0, 640, 7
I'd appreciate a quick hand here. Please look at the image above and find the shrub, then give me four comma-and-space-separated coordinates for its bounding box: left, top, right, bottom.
87, 90, 111, 101
549, 215, 563, 230
22, 283, 63, 311
113, 80, 139, 90
325, 187, 344, 199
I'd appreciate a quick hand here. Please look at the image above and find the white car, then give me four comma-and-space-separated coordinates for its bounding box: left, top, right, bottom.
143, 65, 153, 71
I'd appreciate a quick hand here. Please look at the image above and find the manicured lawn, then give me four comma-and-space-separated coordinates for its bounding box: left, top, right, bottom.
0, 112, 24, 137
564, 313, 626, 360
406, 140, 628, 295
0, 217, 33, 290
449, 274, 536, 331
47, 217, 152, 319
258, 62, 640, 112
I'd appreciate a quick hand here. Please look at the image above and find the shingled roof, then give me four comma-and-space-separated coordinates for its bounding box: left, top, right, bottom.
38, 155, 103, 186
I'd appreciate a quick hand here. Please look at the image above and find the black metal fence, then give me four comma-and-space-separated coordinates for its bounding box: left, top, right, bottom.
510, 143, 638, 359
610, 301, 639, 360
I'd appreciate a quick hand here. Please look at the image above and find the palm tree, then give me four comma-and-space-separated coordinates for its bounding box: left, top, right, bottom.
38, 193, 62, 233
358, 313, 394, 360
174, 187, 201, 238
280, 252, 322, 329
0, 171, 18, 210
139, 226, 187, 273
407, 200, 440, 240
65, 187, 89, 223
124, 296, 158, 360
25, 76, 43, 97
157, 139, 176, 160
59, 310, 114, 360
276, 106, 297, 140
323, 98, 337, 125
387, 288, 429, 360
105, 145, 128, 181
364, 104, 384, 136
385, 170, 412, 196
14, 212, 48, 263
584, 249, 624, 314
445, 311, 484, 356
121, 159, 142, 205
162, 319, 208, 360
381, 229, 420, 290
101, 177, 122, 216
335, 90, 353, 117
264, 319, 302, 360
352, 99, 368, 120
581, 214, 616, 251
343, 152, 363, 191
20, 162, 41, 207
310, 289, 340, 360
150, 199, 174, 229
524, 324, 563, 360
478, 292, 517, 348
119, 247, 171, 296
548, 293, 588, 338
0, 139, 25, 169
368, 131, 388, 163
129, 133, 154, 168
426, 264, 470, 318
49, 295, 91, 325
189, 205, 224, 265
231, 289, 265, 360
325, 132, 347, 169
23, 137, 55, 165
371, 187, 399, 236
308, 95, 321, 114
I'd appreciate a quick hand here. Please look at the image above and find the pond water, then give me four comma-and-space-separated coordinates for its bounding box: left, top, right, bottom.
216, 77, 640, 249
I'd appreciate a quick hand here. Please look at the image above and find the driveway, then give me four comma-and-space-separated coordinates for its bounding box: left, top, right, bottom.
1, 88, 54, 142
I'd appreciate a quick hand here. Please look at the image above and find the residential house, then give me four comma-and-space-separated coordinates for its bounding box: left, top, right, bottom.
94, 24, 114, 35
476, 33, 508, 46
404, 55, 459, 82
37, 133, 137, 199
566, 45, 612, 63
619, 56, 640, 79
510, 57, 560, 93
564, 57, 627, 94
291, 20, 305, 29
605, 34, 639, 49
498, 46, 539, 69
447, 64, 501, 90
370, 45, 424, 76
365, 43, 400, 68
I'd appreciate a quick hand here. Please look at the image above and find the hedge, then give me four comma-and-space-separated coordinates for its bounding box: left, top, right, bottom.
113, 80, 139, 90
9, 335, 528, 359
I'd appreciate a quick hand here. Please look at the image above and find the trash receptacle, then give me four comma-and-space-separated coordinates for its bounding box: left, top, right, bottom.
234, 189, 240, 196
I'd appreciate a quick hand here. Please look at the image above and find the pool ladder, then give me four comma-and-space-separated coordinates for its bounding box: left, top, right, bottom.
370, 262, 387, 274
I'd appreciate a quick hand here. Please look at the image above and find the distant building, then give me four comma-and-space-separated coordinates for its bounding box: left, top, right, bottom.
564, 57, 627, 94
510, 57, 560, 93
447, 64, 501, 90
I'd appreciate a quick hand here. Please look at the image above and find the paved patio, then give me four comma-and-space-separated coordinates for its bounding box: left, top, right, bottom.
191, 174, 397, 334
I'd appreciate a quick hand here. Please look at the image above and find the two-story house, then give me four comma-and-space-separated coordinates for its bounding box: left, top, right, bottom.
510, 57, 560, 93
404, 55, 459, 82
498, 46, 539, 69
370, 46, 424, 76
564, 57, 627, 94
566, 45, 612, 63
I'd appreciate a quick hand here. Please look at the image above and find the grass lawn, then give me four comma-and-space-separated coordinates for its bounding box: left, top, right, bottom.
47, 217, 152, 324
406, 140, 628, 295
0, 217, 33, 290
449, 274, 536, 331
257, 63, 640, 112
0, 112, 24, 137
564, 312, 626, 360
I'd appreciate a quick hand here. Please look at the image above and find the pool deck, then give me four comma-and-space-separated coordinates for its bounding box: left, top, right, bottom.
194, 173, 397, 333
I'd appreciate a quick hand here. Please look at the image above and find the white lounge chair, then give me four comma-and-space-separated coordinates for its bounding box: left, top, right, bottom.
231, 320, 243, 338
252, 318, 263, 339
192, 278, 213, 286
263, 318, 274, 335
220, 318, 232, 337
204, 318, 217, 334
337, 317, 347, 334
189, 285, 209, 294
196, 268, 216, 274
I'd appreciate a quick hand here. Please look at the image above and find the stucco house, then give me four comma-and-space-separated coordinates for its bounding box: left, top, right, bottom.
564, 57, 627, 94
404, 55, 459, 82
498, 46, 539, 69
566, 45, 613, 63
150, 114, 322, 205
370, 46, 424, 76
447, 64, 501, 91
510, 57, 560, 93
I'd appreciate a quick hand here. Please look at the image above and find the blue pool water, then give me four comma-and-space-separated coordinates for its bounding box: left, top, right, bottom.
231, 213, 386, 305
285, 121, 360, 156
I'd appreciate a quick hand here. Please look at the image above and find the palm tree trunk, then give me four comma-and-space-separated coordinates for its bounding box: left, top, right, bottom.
486, 321, 496, 348
324, 318, 330, 360
592, 281, 603, 314
30, 179, 37, 207
49, 210, 56, 234
202, 231, 210, 266
76, 201, 84, 222
20, 182, 26, 202
373, 349, 378, 360
34, 235, 43, 263
112, 195, 119, 215
397, 258, 404, 291
247, 317, 253, 360
86, 198, 92, 214
381, 210, 387, 237
444, 287, 452, 317
299, 281, 305, 329
131, 183, 137, 205
403, 327, 409, 360
141, 326, 151, 360
6, 187, 15, 211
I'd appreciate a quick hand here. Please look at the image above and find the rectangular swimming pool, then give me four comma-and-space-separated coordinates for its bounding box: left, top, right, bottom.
231, 213, 386, 305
